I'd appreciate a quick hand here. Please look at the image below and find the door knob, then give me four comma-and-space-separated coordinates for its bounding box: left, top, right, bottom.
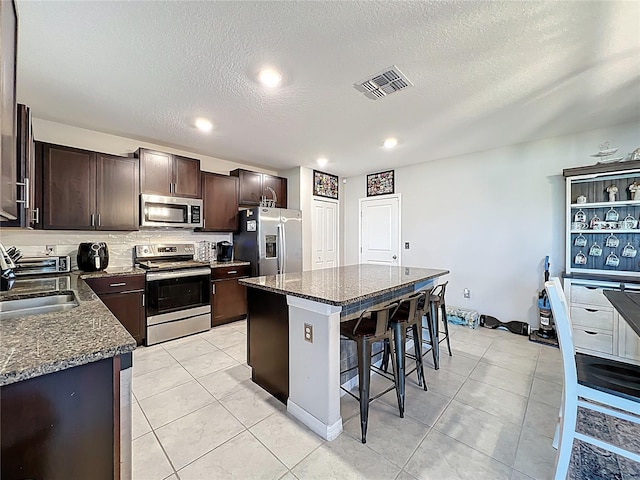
392, 255, 397, 260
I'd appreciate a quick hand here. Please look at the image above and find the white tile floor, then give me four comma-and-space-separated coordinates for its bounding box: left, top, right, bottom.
131, 321, 563, 480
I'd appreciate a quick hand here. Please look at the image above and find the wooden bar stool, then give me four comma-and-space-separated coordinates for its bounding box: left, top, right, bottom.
340, 302, 403, 443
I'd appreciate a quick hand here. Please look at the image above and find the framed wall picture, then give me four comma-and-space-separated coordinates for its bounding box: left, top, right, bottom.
313, 170, 338, 199
367, 170, 394, 196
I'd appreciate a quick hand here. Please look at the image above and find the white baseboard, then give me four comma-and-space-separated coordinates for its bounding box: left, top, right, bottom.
287, 399, 343, 440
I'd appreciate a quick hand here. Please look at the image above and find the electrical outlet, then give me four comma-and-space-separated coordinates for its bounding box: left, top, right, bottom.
45, 245, 57, 255
404, 242, 410, 249
463, 288, 471, 299
304, 323, 313, 343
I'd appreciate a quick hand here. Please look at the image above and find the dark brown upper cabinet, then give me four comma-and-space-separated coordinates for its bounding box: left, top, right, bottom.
230, 169, 287, 208
96, 153, 139, 230
137, 148, 201, 198
41, 143, 139, 231
200, 172, 239, 232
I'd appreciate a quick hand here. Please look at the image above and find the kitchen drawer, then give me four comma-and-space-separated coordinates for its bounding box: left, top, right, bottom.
85, 274, 145, 294
570, 306, 615, 331
573, 327, 614, 355
212, 265, 251, 280
570, 284, 613, 308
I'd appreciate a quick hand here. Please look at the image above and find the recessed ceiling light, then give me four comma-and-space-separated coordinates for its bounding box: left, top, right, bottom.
259, 68, 283, 88
194, 118, 213, 133
317, 157, 328, 168
383, 137, 398, 149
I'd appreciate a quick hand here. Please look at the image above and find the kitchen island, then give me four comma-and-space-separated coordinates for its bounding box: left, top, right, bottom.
240, 264, 449, 440
0, 272, 136, 480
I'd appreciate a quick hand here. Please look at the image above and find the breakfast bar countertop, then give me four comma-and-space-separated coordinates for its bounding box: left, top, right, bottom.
0, 273, 136, 387
239, 264, 449, 306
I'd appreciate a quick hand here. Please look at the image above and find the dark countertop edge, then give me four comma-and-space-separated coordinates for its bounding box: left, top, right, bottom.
211, 261, 251, 268
0, 343, 136, 387
240, 269, 449, 307
562, 271, 640, 284
79, 267, 146, 279
74, 262, 252, 276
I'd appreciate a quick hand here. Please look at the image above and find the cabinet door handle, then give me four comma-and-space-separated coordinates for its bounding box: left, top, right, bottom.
584, 331, 598, 335
110, 282, 127, 287
585, 308, 598, 313
90, 214, 95, 226
31, 207, 40, 224
212, 284, 216, 294
227, 270, 237, 274
97, 214, 101, 227
142, 293, 145, 307
16, 178, 29, 208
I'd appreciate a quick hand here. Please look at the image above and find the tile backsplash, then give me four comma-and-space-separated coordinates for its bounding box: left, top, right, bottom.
0, 229, 231, 269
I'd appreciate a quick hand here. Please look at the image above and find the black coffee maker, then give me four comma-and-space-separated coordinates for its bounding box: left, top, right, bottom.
216, 241, 233, 262
77, 242, 109, 271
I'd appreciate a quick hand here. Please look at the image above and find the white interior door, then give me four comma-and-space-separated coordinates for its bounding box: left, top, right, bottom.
359, 195, 401, 265
311, 199, 338, 270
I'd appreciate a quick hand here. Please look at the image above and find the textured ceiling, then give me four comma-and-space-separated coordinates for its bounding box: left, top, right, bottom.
16, 1, 640, 177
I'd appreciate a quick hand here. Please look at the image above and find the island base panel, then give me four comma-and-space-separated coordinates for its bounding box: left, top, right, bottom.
248, 287, 289, 404
1, 357, 118, 480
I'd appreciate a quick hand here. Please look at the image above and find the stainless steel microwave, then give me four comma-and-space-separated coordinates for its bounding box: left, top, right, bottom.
140, 194, 203, 228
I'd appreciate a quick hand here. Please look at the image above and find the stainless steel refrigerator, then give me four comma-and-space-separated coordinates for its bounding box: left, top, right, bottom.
234, 207, 303, 276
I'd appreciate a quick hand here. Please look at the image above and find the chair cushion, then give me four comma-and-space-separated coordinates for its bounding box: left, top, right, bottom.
576, 352, 640, 403
340, 317, 379, 339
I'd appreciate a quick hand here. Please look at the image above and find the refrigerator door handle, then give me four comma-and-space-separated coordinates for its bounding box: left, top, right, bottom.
276, 223, 283, 274
281, 220, 287, 274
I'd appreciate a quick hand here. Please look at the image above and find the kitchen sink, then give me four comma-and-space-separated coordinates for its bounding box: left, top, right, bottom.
0, 294, 79, 320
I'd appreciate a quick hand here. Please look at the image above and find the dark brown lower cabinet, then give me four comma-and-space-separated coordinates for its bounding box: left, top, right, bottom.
100, 292, 145, 345
1, 356, 121, 480
85, 275, 145, 345
211, 265, 250, 327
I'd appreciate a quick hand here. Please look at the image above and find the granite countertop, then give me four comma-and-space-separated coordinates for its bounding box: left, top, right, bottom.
0, 273, 136, 387
210, 261, 251, 268
239, 264, 449, 306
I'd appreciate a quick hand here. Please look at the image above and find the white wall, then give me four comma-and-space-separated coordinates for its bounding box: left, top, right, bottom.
0, 119, 279, 267
280, 166, 315, 271
33, 118, 277, 176
343, 121, 640, 326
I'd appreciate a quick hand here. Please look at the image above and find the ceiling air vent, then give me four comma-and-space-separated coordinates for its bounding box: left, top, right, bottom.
354, 65, 413, 100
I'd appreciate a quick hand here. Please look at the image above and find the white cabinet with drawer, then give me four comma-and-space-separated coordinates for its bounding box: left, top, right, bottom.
572, 327, 614, 355
570, 306, 614, 331
570, 284, 612, 308
564, 278, 640, 365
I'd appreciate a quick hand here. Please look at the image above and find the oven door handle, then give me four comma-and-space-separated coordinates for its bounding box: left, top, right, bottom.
146, 267, 212, 281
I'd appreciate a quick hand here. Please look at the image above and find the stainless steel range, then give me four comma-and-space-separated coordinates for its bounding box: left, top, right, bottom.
135, 243, 210, 345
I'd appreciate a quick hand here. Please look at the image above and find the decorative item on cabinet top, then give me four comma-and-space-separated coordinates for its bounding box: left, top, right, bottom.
591, 142, 624, 164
